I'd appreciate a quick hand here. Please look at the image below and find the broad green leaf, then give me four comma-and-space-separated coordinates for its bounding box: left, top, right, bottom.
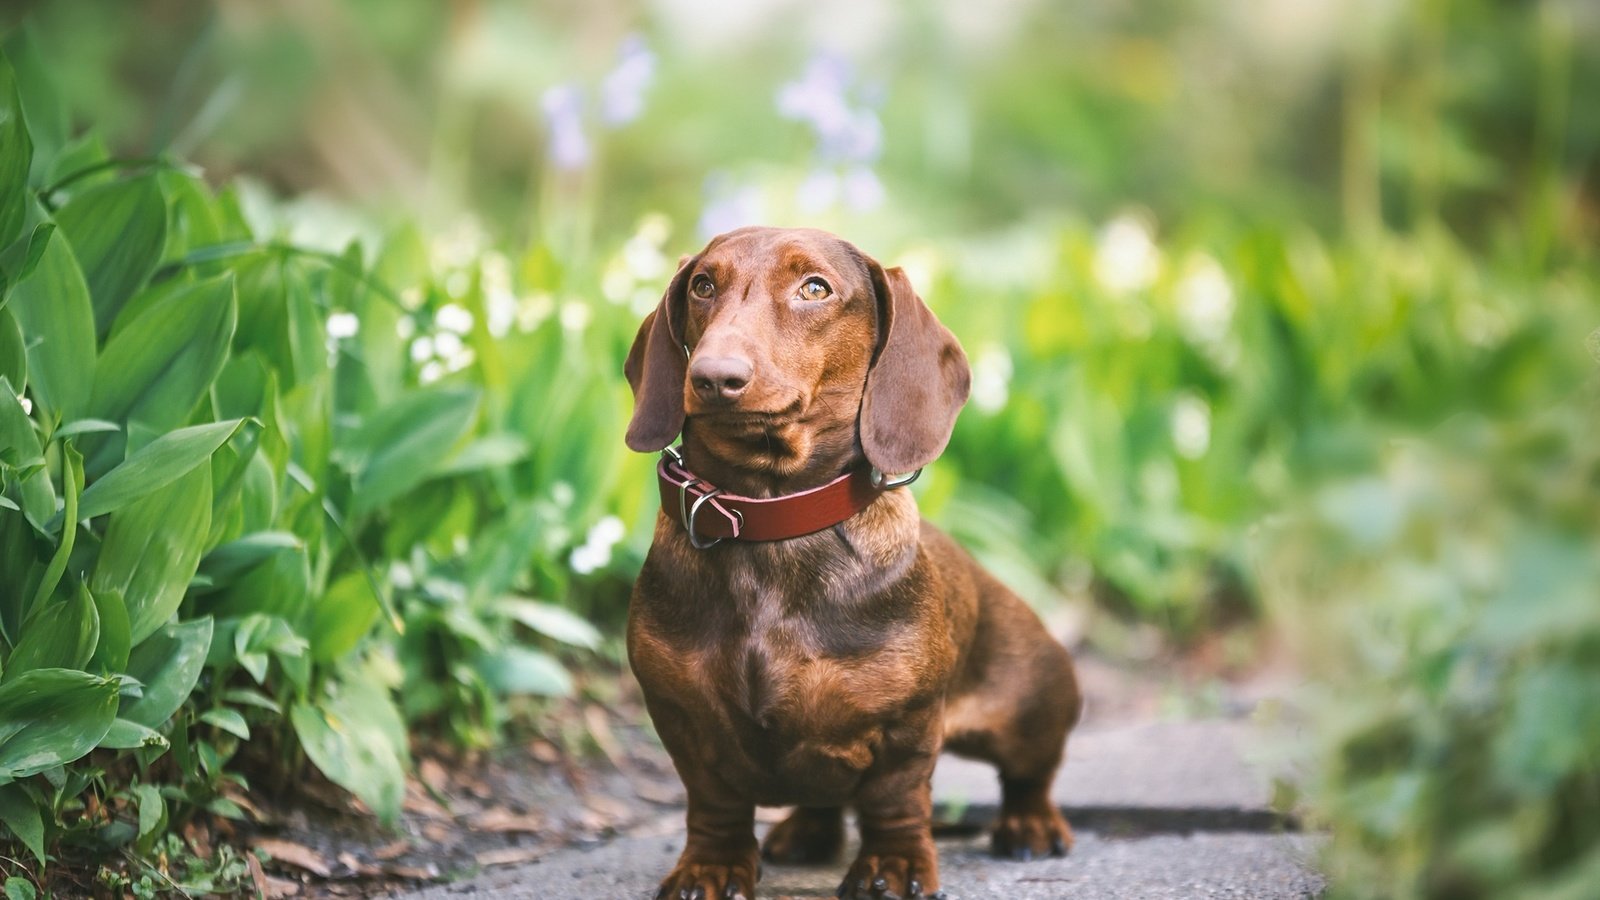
74, 418, 244, 522
496, 597, 601, 650
87, 586, 131, 674
52, 418, 119, 441
0, 222, 53, 308
220, 688, 279, 714
194, 531, 300, 593
4, 213, 95, 422
158, 171, 225, 266
199, 708, 249, 740
481, 645, 573, 698
2, 28, 66, 184
5, 580, 98, 681
342, 388, 480, 519
0, 782, 44, 864
309, 569, 381, 663
86, 274, 236, 474
3, 877, 35, 900
0, 375, 41, 469
134, 782, 165, 848
0, 309, 23, 393
98, 718, 168, 752
91, 463, 211, 644
42, 131, 109, 192
119, 618, 212, 729
290, 680, 407, 825
0, 51, 31, 248
201, 543, 311, 625
436, 433, 530, 476
53, 174, 166, 336
0, 668, 120, 780
29, 442, 80, 611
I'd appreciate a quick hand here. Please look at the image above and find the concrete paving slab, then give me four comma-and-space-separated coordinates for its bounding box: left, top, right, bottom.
404, 829, 1324, 899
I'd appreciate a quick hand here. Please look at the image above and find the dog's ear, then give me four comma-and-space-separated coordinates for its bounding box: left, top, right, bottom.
624, 255, 696, 451
860, 261, 970, 475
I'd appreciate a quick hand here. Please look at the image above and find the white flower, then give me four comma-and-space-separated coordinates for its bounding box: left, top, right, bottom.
409, 336, 435, 363
569, 543, 608, 575
560, 301, 591, 332
1175, 254, 1234, 347
1171, 393, 1211, 459
18, 395, 32, 415
433, 331, 464, 359
485, 288, 516, 337
551, 481, 575, 507
970, 344, 1013, 414
326, 312, 359, 339
436, 303, 474, 334
1094, 213, 1160, 293
590, 515, 626, 548
419, 360, 445, 384
541, 83, 589, 171
396, 316, 417, 339
601, 35, 655, 127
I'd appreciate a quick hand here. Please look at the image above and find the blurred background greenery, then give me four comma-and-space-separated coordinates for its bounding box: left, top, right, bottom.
1, 0, 1597, 896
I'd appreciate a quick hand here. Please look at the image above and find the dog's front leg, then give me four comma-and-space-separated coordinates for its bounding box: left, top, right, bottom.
655, 787, 759, 900
839, 753, 945, 900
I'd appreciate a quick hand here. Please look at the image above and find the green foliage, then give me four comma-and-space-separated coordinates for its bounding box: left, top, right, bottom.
0, 44, 609, 871
1259, 404, 1600, 899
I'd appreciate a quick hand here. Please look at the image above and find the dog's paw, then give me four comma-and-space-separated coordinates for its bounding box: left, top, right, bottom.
653, 859, 758, 900
762, 807, 845, 865
990, 808, 1073, 861
834, 852, 944, 899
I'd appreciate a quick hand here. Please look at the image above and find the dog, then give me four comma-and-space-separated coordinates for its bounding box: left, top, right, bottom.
624, 226, 1081, 900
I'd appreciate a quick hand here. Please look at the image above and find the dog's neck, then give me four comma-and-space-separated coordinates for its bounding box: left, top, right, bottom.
678, 417, 863, 499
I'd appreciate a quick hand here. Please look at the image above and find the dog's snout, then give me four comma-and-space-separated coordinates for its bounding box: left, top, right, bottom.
689, 355, 753, 403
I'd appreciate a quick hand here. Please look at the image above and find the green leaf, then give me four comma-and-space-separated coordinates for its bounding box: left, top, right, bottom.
0, 374, 41, 470
496, 597, 601, 650
220, 688, 279, 715
3, 876, 37, 900
0, 50, 32, 248
309, 569, 381, 664
0, 668, 120, 780
51, 418, 120, 441
89, 274, 237, 447
3, 28, 66, 183
342, 388, 480, 519
0, 308, 23, 390
28, 443, 80, 613
0, 782, 44, 865
199, 708, 249, 740
0, 222, 53, 307
91, 463, 211, 645
290, 680, 407, 826
481, 646, 573, 698
53, 174, 167, 336
194, 531, 300, 592
5, 580, 98, 681
134, 782, 165, 848
119, 618, 212, 729
4, 213, 95, 422
97, 718, 169, 752
435, 433, 530, 476
87, 586, 131, 674
74, 418, 244, 522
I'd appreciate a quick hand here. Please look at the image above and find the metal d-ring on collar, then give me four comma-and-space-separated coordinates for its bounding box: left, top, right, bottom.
663, 446, 744, 549
870, 467, 922, 489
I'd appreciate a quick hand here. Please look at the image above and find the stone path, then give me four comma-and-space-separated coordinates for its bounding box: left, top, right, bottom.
403, 719, 1324, 899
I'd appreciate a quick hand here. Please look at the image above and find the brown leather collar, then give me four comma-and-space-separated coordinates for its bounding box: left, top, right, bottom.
657, 447, 919, 548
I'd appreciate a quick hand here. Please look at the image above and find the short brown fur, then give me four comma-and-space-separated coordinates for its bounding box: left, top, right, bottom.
625, 227, 1081, 900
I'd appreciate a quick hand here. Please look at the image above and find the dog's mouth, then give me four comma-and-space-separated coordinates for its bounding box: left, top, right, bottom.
688, 394, 806, 427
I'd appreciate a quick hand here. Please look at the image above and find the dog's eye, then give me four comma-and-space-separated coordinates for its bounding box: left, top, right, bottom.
799, 278, 832, 302
691, 275, 715, 300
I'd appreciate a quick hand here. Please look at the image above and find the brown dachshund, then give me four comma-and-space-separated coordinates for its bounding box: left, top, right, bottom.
624, 227, 1081, 900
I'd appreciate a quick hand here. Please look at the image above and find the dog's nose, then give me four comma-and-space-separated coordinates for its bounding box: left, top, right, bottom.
689, 355, 753, 403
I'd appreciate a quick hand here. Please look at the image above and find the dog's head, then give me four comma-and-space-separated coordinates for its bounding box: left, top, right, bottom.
625, 226, 969, 481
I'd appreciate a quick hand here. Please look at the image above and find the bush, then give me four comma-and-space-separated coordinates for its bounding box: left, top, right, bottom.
0, 39, 614, 872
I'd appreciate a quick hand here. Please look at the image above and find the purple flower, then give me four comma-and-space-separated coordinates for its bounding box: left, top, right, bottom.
541, 83, 589, 170
602, 35, 655, 127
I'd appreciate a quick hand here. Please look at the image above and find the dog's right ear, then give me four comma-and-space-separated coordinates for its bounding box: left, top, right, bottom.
624, 255, 696, 452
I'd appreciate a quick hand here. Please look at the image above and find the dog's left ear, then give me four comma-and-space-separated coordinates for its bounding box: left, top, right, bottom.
624, 255, 696, 451
860, 261, 971, 475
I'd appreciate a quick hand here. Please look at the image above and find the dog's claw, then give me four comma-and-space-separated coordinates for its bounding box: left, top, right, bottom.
873, 877, 890, 891
836, 877, 849, 898
908, 879, 922, 897
1051, 836, 1068, 856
